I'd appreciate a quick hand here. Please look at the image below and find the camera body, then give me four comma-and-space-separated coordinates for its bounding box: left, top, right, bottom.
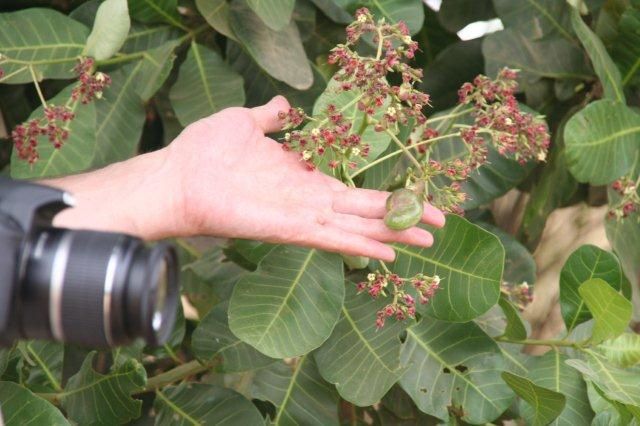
0, 177, 179, 348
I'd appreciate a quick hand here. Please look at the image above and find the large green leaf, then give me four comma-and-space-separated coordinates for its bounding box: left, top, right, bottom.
84, 0, 130, 61
438, 0, 495, 32
564, 100, 640, 185
367, 0, 424, 35
483, 28, 591, 82
314, 284, 408, 406
493, 0, 573, 40
598, 333, 640, 368
10, 84, 97, 179
154, 383, 264, 425
587, 381, 636, 426
478, 222, 536, 285
567, 356, 640, 408
252, 356, 339, 425
169, 42, 245, 126
612, 8, 640, 86
128, 0, 183, 28
559, 245, 622, 332
502, 372, 566, 426
196, 0, 236, 40
246, 0, 295, 31
60, 352, 147, 425
578, 278, 632, 344
309, 0, 352, 23
19, 341, 63, 393
92, 66, 145, 168
227, 42, 327, 111
497, 295, 527, 340
131, 40, 179, 101
400, 319, 514, 424
229, 0, 313, 90
390, 215, 504, 322
229, 246, 344, 358
0, 382, 69, 426
192, 302, 275, 372
570, 8, 624, 102
0, 9, 89, 84
121, 23, 180, 53
521, 351, 594, 425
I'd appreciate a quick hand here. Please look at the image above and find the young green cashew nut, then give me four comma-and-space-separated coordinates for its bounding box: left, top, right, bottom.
384, 188, 424, 231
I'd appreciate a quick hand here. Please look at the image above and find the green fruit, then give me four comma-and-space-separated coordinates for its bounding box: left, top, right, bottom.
342, 254, 370, 269
384, 188, 423, 231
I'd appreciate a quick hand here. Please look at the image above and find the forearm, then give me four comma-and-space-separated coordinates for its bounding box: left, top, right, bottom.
42, 148, 181, 241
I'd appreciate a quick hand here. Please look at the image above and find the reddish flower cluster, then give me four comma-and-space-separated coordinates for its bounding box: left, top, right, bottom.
11, 57, 111, 165
280, 106, 369, 170
71, 58, 111, 104
0, 68, 4, 80
12, 105, 75, 163
459, 68, 550, 164
608, 176, 639, 220
357, 271, 440, 329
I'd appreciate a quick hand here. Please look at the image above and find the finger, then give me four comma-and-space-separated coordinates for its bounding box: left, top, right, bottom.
308, 225, 396, 261
250, 96, 291, 134
332, 187, 445, 227
328, 213, 434, 247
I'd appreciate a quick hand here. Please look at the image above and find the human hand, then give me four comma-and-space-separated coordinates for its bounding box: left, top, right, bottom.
163, 96, 445, 261
50, 97, 445, 261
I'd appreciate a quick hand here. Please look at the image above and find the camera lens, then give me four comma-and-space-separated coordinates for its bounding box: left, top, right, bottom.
17, 228, 179, 347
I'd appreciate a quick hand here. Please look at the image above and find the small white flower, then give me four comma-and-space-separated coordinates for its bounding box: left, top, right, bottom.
402, 35, 412, 44
95, 72, 107, 82
624, 185, 636, 195
357, 14, 367, 23
351, 147, 361, 156
311, 128, 320, 137
386, 106, 396, 116
367, 273, 376, 281
284, 132, 291, 141
302, 150, 312, 160
432, 275, 441, 285
537, 151, 547, 162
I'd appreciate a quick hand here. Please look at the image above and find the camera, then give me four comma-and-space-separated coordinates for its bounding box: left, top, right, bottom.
0, 177, 179, 348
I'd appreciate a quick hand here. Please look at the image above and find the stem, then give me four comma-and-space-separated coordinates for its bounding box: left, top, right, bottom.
427, 106, 473, 129
496, 336, 585, 349
0, 66, 28, 82
4, 56, 80, 66
96, 52, 146, 67
375, 27, 384, 60
385, 128, 422, 172
29, 66, 47, 109
140, 359, 214, 393
349, 132, 460, 179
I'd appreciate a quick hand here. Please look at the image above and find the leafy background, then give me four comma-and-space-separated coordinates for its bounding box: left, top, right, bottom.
1, 0, 640, 424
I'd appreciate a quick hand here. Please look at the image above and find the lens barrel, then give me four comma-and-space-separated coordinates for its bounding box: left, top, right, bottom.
18, 227, 179, 347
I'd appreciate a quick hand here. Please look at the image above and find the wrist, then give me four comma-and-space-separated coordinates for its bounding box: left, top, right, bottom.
44, 148, 182, 241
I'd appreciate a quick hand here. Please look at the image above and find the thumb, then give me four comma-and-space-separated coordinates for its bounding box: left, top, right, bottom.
250, 95, 291, 134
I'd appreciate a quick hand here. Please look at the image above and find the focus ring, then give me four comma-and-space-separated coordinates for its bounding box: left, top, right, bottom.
58, 231, 125, 347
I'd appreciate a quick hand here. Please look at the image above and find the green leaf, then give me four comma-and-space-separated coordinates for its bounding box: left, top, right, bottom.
477, 222, 536, 285
0, 9, 89, 84
253, 356, 339, 425
587, 381, 635, 426
564, 100, 640, 185
314, 284, 408, 406
598, 333, 640, 368
246, 0, 295, 31
612, 8, 640, 86
229, 0, 313, 90
390, 215, 504, 322
309, 0, 352, 23
196, 0, 236, 40
0, 349, 9, 376
567, 356, 640, 407
437, 0, 495, 33
10, 84, 97, 179
154, 383, 264, 425
521, 351, 594, 425
92, 66, 145, 168
227, 42, 327, 112
121, 23, 180, 53
578, 278, 632, 344
570, 8, 624, 102
84, 0, 131, 60
61, 352, 146, 425
19, 341, 63, 393
169, 42, 245, 126
483, 28, 592, 83
367, 0, 424, 35
0, 382, 69, 426
129, 0, 182, 28
493, 0, 573, 40
192, 302, 276, 372
559, 245, 622, 332
498, 295, 527, 340
400, 319, 514, 424
229, 246, 344, 358
502, 372, 566, 426
134, 40, 179, 101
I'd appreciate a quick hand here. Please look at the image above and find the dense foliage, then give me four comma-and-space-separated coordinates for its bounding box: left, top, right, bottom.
0, 0, 639, 424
